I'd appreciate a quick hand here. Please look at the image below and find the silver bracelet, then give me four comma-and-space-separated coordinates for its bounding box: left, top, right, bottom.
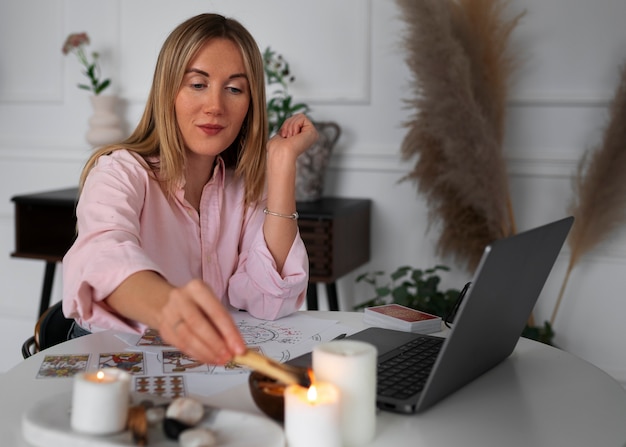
263, 207, 299, 220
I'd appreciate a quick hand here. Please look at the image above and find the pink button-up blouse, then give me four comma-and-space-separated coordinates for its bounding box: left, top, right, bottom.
62, 150, 308, 334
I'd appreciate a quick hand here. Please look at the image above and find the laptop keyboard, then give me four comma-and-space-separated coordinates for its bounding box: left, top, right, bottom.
377, 336, 444, 399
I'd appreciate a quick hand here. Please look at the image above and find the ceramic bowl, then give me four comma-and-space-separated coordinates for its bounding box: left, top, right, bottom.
248, 371, 287, 422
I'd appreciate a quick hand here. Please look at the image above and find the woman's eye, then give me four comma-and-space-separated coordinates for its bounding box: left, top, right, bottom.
191, 83, 206, 90
227, 86, 242, 94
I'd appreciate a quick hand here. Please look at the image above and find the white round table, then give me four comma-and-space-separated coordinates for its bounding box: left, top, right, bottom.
2, 311, 625, 446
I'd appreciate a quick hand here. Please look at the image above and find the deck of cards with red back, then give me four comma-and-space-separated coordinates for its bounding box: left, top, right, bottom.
363, 304, 442, 334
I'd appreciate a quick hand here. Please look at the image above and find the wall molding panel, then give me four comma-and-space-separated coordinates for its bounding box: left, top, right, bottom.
328, 150, 580, 178
0, 146, 87, 164
119, 0, 371, 105
0, 0, 65, 103
509, 95, 612, 107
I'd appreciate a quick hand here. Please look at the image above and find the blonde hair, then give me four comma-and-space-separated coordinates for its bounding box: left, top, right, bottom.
80, 13, 268, 205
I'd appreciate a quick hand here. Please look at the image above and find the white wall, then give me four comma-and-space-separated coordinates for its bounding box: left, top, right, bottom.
1, 0, 625, 384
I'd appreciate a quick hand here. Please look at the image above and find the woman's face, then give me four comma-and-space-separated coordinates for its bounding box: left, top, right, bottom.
175, 38, 250, 160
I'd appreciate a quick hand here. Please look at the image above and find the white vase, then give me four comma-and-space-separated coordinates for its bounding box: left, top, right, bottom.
295, 121, 341, 202
85, 95, 124, 148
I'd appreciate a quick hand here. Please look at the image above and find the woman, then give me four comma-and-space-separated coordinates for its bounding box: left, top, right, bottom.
62, 13, 316, 366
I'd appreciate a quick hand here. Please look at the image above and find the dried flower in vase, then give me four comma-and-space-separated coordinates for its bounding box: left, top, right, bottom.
62, 32, 111, 95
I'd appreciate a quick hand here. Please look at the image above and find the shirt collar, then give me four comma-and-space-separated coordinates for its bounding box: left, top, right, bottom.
174, 155, 226, 192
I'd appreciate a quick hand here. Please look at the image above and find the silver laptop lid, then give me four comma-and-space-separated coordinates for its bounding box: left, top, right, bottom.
415, 216, 574, 412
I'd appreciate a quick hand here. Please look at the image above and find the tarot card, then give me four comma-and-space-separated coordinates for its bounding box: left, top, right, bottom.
36, 354, 89, 379
364, 304, 442, 333
99, 351, 146, 374
135, 375, 186, 398
137, 328, 171, 347
161, 350, 209, 374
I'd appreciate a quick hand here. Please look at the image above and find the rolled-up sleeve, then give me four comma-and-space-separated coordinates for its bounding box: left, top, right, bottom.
227, 217, 309, 319
62, 152, 164, 333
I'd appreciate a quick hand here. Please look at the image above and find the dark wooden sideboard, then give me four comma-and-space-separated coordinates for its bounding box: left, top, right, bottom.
11, 188, 371, 317
296, 197, 371, 311
11, 188, 79, 317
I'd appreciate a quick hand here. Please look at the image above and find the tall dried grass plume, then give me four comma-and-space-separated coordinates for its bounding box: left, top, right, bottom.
396, 0, 524, 272
551, 62, 626, 325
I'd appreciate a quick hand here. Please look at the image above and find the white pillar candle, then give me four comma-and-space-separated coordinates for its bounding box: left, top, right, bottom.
70, 367, 131, 435
313, 340, 377, 446
284, 382, 341, 447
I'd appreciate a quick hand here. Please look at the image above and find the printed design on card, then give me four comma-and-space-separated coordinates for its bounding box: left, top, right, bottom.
236, 320, 303, 345
161, 350, 210, 374
311, 333, 322, 342
99, 352, 145, 374
137, 328, 171, 347
36, 354, 90, 378
135, 375, 186, 398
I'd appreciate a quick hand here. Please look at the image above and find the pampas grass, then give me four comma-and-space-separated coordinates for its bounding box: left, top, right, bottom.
550, 63, 626, 325
396, 0, 524, 272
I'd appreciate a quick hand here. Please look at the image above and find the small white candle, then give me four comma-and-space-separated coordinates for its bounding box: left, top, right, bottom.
313, 340, 377, 446
284, 381, 341, 447
70, 367, 131, 435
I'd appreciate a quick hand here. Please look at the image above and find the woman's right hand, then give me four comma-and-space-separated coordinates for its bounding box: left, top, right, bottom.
158, 279, 247, 365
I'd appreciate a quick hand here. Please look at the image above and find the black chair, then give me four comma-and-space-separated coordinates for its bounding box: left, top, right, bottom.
21, 301, 75, 359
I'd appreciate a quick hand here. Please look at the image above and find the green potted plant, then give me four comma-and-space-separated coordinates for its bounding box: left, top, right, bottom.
263, 47, 310, 136
355, 265, 460, 318
262, 47, 340, 202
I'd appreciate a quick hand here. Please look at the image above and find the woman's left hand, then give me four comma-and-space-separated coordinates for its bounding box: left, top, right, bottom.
267, 113, 318, 160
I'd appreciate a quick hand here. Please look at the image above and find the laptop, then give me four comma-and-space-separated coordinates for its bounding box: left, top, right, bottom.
289, 216, 573, 414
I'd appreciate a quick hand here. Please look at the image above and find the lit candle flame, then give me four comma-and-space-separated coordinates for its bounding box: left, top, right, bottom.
96, 370, 105, 381
307, 384, 318, 403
